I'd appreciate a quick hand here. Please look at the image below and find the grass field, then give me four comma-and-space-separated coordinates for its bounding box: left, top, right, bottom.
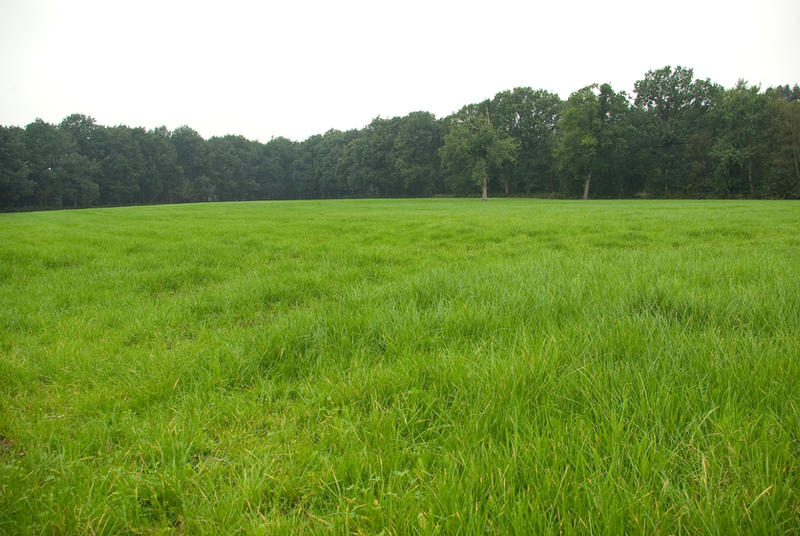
1, 198, 799, 535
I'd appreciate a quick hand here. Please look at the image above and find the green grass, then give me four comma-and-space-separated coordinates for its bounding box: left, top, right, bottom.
1, 198, 799, 535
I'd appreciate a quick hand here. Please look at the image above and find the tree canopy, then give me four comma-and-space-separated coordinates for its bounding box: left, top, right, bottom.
439, 111, 518, 201
1, 66, 798, 211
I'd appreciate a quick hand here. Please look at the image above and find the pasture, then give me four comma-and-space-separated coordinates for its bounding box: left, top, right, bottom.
1, 199, 799, 534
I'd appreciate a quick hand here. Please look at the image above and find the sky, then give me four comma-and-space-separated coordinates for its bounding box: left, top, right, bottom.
1, 0, 799, 142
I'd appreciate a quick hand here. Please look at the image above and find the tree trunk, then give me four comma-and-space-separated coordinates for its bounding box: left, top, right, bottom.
582, 171, 592, 200
482, 175, 488, 202
748, 161, 754, 196
504, 180, 510, 195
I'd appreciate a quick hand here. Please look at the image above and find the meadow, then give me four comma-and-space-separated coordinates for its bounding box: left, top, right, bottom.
0, 198, 798, 535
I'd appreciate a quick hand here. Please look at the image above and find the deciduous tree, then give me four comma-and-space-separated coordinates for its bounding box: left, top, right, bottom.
710, 81, 768, 196
439, 111, 518, 201
633, 66, 721, 196
490, 87, 561, 194
0, 126, 32, 208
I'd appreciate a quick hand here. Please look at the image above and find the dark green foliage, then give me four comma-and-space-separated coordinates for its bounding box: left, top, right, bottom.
259, 136, 298, 199
633, 66, 724, 196
392, 112, 444, 196
709, 81, 769, 196
206, 135, 260, 201
2, 67, 800, 211
93, 126, 144, 205
765, 83, 800, 102
764, 97, 800, 197
439, 111, 519, 200
489, 87, 561, 194
59, 113, 98, 155
0, 126, 32, 208
137, 126, 182, 204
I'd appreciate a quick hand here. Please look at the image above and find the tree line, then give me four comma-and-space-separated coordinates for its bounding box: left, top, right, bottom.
1, 66, 798, 211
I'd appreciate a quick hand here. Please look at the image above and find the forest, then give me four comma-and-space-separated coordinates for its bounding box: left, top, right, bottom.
1, 66, 799, 211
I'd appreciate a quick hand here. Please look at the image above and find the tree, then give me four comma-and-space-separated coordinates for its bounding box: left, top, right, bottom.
6, 69, 800, 209
23, 119, 74, 207
596, 86, 639, 198
258, 137, 298, 199
59, 113, 98, 155
90, 126, 144, 205
489, 87, 561, 194
392, 111, 443, 196
137, 126, 183, 203
292, 134, 321, 199
0, 126, 32, 209
316, 129, 359, 198
764, 96, 800, 197
766, 84, 800, 103
633, 66, 721, 196
337, 136, 372, 196
56, 152, 100, 207
207, 135, 258, 201
554, 86, 600, 199
553, 84, 634, 199
170, 126, 207, 193
358, 117, 402, 196
439, 111, 518, 201
710, 81, 768, 196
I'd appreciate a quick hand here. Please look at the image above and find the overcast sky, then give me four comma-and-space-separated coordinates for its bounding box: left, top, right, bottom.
1, 0, 798, 142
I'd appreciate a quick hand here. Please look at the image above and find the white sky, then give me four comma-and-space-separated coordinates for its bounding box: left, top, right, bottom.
1, 0, 798, 142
